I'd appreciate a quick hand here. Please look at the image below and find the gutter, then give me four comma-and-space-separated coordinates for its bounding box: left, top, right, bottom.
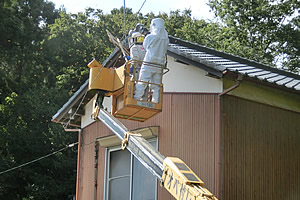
216, 74, 242, 198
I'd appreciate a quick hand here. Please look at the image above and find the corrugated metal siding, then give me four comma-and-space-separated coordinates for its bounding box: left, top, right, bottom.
96, 144, 106, 200
78, 127, 95, 200
222, 95, 300, 200
157, 94, 219, 200
78, 118, 114, 200
78, 93, 220, 200
169, 94, 217, 190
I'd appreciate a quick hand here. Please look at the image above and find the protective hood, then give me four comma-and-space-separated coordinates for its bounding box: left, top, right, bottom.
150, 18, 168, 39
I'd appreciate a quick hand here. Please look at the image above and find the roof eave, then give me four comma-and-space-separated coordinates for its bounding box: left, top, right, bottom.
167, 48, 224, 78
52, 79, 89, 123
224, 71, 300, 95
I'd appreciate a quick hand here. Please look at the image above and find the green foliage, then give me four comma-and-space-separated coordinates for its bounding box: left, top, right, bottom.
0, 0, 76, 199
1, 0, 299, 199
0, 88, 76, 200
0, 0, 59, 94
209, 0, 300, 71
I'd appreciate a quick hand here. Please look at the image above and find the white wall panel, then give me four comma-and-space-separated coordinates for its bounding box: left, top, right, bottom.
163, 56, 222, 93
81, 96, 112, 128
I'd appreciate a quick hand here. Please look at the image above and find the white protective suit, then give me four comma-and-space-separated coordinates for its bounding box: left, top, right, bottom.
134, 18, 169, 103
130, 32, 146, 79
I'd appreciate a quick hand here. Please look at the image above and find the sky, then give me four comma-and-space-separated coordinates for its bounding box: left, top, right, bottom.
50, 0, 215, 20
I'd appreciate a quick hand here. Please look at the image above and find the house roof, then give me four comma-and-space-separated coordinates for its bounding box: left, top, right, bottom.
52, 35, 300, 127
168, 36, 300, 90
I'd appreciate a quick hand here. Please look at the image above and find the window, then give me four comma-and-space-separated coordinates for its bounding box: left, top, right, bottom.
105, 138, 157, 200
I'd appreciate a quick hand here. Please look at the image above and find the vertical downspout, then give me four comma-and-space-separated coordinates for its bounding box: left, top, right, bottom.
216, 95, 224, 200
75, 129, 82, 200
215, 95, 221, 199
216, 74, 242, 199
94, 141, 99, 200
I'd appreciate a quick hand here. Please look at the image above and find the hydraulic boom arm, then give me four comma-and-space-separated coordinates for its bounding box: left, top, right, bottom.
96, 109, 217, 200
96, 108, 218, 200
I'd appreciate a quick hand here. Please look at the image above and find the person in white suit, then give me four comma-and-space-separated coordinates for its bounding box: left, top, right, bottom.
134, 18, 169, 103
129, 32, 146, 79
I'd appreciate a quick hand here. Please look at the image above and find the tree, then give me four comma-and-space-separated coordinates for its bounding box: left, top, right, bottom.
2, 1, 298, 199
0, 88, 77, 200
0, 4, 146, 199
0, 1, 77, 199
0, 0, 59, 95
208, 0, 300, 72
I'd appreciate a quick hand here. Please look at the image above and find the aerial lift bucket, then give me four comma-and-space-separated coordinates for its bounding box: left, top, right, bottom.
111, 60, 164, 122
88, 59, 165, 122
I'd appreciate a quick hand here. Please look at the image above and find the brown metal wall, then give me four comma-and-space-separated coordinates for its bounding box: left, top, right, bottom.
78, 119, 113, 200
222, 95, 300, 200
78, 93, 220, 200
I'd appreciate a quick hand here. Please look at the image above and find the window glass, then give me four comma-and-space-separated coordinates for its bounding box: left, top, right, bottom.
108, 149, 131, 200
109, 177, 130, 200
110, 149, 130, 178
106, 138, 157, 200
132, 140, 156, 200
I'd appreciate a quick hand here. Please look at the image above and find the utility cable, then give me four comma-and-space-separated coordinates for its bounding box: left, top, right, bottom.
64, 0, 147, 127
63, 65, 105, 129
0, 142, 78, 175
123, 0, 126, 38
131, 0, 147, 31
137, 0, 147, 14
63, 87, 88, 129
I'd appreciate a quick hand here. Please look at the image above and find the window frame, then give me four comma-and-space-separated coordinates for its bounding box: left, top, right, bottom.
104, 137, 158, 200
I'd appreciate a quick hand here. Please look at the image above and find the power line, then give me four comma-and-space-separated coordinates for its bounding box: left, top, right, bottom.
0, 142, 78, 175
124, 0, 126, 37
63, 65, 105, 129
65, 0, 148, 127
137, 0, 147, 14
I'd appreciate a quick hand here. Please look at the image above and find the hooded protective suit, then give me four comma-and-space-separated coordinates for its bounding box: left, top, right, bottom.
130, 32, 146, 79
134, 18, 169, 103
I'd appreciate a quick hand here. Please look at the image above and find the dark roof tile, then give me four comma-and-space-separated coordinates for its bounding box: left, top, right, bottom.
286, 80, 300, 88
169, 35, 300, 92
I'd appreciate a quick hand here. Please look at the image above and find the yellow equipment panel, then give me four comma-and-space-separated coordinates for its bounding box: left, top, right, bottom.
162, 157, 217, 200
88, 59, 125, 92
